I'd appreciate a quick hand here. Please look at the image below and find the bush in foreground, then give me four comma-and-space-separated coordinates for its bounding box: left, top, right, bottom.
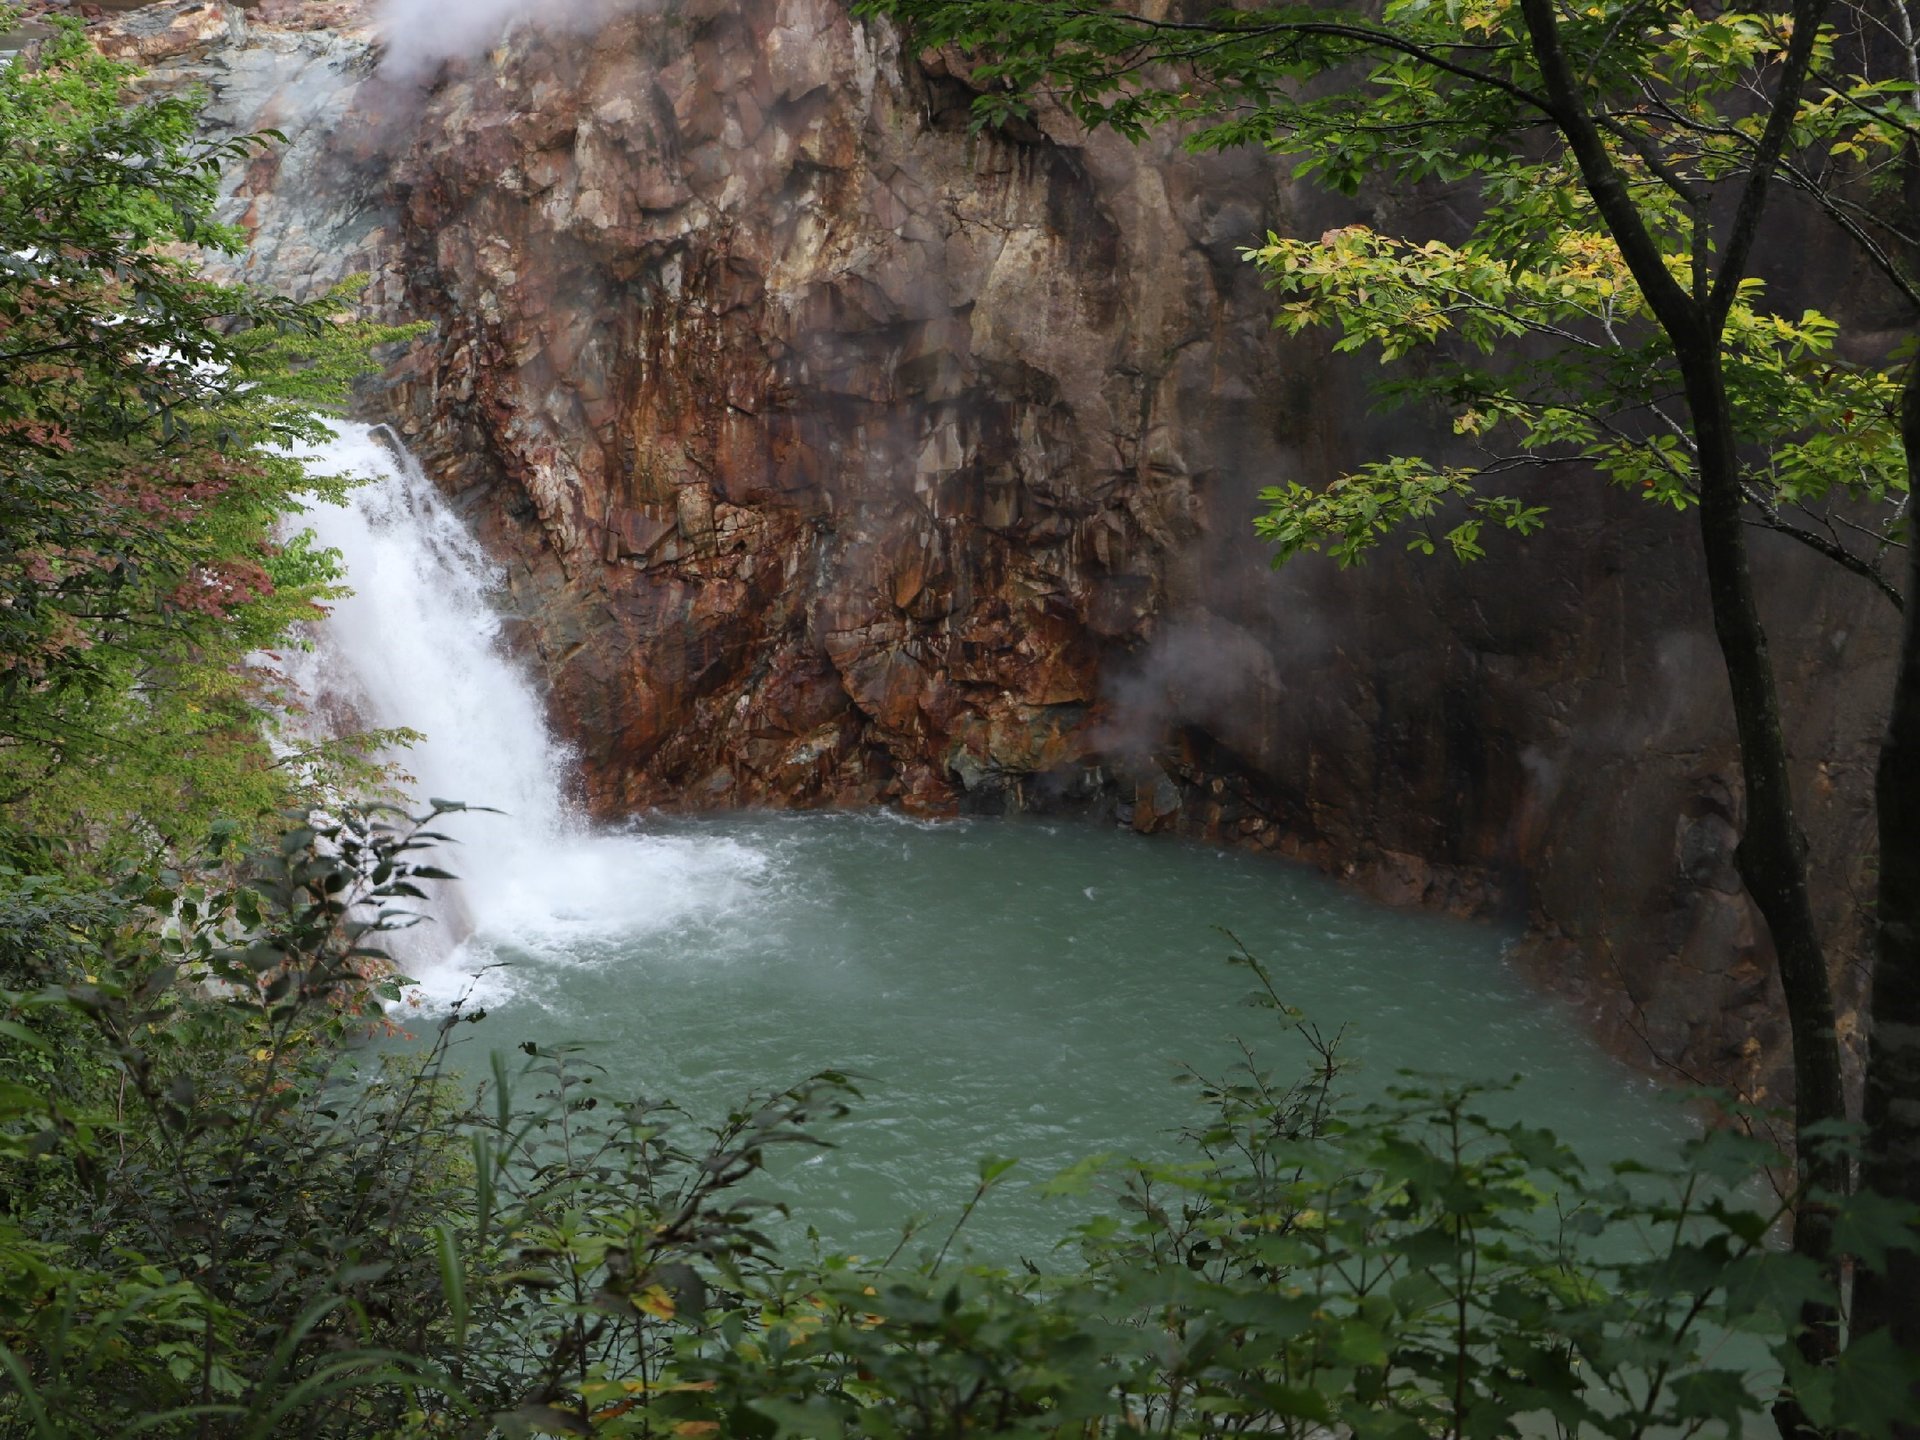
3, 812, 1916, 1439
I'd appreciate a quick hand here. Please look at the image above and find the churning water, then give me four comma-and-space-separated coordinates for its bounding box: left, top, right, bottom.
280, 422, 773, 982
288, 421, 1689, 1260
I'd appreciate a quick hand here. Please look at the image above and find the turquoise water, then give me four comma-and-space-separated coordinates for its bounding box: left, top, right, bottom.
303, 427, 1688, 1265
392, 810, 1689, 1262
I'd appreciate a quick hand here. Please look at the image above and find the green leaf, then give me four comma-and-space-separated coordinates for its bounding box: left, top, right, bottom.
0, 1018, 53, 1054
435, 1223, 468, 1353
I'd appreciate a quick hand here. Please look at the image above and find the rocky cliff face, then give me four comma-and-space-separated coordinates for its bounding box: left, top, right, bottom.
103, 0, 1897, 1103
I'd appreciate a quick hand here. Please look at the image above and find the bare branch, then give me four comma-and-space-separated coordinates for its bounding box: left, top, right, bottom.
1742, 482, 1906, 609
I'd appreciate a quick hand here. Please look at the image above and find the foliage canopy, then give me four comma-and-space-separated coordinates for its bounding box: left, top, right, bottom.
0, 14, 412, 862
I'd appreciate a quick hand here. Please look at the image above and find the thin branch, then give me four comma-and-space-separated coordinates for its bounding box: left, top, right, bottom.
1517, 0, 1701, 337
1769, 157, 1920, 309
1050, 9, 1556, 113
1811, 497, 1909, 553
1741, 481, 1906, 608
1709, 0, 1837, 324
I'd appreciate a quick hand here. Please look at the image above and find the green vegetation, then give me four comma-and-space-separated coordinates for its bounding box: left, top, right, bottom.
1, 810, 472, 1436
3, 5, 1918, 1438
5, 824, 1913, 1438
0, 13, 409, 866
0, 18, 455, 1427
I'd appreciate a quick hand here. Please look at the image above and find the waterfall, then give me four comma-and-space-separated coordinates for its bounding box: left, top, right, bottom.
278, 420, 772, 1009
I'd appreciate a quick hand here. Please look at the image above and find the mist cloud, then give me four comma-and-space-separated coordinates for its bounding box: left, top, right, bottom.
1093, 611, 1294, 762
375, 0, 635, 78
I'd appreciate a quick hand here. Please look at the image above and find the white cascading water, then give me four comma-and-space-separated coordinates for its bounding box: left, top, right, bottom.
277, 420, 773, 1009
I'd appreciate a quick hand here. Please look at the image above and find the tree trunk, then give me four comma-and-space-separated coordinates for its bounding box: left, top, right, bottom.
1856, 350, 1920, 1378
1514, 3, 1849, 1394
1685, 348, 1849, 1169
1677, 350, 1849, 1385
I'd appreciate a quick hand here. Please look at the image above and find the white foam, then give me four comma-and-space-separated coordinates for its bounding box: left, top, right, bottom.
279, 420, 773, 1009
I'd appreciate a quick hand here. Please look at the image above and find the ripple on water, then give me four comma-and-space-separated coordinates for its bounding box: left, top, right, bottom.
383, 811, 1692, 1261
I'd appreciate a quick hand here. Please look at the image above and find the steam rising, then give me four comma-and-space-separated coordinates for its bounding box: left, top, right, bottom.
1095, 611, 1309, 763
375, 0, 635, 77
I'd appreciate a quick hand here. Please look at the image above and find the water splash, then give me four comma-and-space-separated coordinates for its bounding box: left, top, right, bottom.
279, 420, 772, 1008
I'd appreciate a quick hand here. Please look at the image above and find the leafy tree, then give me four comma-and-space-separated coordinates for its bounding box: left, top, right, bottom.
0, 12, 411, 865
860, 0, 1920, 1393
0, 25, 459, 1428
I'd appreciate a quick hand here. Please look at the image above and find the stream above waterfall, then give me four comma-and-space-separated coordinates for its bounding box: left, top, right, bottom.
289, 419, 1690, 1262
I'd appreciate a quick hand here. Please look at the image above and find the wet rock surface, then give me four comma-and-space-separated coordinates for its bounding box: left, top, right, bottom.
103, 0, 1897, 1104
